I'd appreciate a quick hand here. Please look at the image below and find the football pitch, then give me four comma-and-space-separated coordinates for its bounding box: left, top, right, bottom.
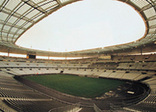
24, 74, 125, 98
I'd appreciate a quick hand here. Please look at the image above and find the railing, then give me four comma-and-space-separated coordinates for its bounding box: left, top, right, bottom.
93, 104, 103, 112
48, 103, 80, 112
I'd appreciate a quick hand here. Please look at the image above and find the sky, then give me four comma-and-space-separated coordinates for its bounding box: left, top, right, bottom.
16, 0, 145, 52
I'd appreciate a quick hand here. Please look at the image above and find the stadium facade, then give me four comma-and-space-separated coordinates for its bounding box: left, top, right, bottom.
0, 0, 155, 112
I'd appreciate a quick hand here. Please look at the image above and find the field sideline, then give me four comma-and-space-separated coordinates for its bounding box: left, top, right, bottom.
24, 74, 125, 98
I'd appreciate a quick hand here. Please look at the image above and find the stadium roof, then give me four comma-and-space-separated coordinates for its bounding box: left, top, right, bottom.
0, 0, 156, 57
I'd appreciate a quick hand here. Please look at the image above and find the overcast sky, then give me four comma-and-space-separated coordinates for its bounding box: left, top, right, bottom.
16, 0, 145, 52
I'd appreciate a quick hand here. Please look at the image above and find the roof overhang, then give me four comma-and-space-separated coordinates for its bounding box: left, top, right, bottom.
0, 0, 155, 57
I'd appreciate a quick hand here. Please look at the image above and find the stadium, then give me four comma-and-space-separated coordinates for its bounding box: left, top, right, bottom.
0, 0, 156, 112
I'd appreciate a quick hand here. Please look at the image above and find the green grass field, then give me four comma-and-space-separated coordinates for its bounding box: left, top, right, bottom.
24, 74, 125, 98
